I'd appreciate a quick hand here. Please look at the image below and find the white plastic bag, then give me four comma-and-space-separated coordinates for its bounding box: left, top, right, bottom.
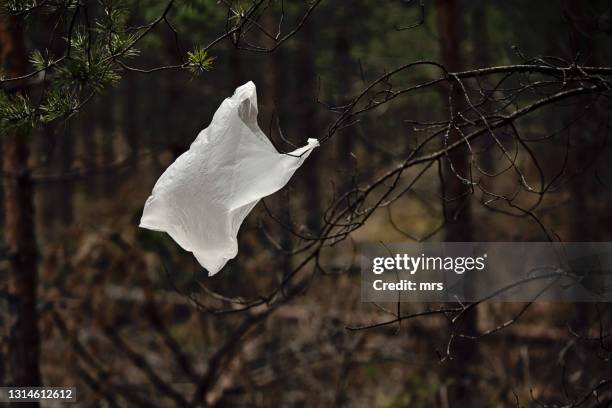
139, 81, 319, 276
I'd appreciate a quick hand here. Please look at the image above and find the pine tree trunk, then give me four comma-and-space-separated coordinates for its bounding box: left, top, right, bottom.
55, 125, 74, 225
99, 91, 116, 195
261, 13, 293, 276
438, 0, 473, 243
437, 1, 479, 405
229, 46, 242, 89
470, 2, 495, 196
124, 75, 141, 167
334, 9, 354, 192
564, 0, 596, 334
79, 102, 99, 197
297, 20, 321, 233
0, 15, 42, 401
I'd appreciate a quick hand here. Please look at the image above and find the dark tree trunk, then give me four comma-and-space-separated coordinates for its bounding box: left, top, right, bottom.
55, 124, 74, 225
333, 9, 355, 193
438, 0, 473, 244
470, 1, 495, 195
79, 102, 99, 197
565, 0, 595, 242
99, 91, 116, 195
229, 46, 242, 90
0, 15, 42, 402
124, 75, 142, 167
297, 20, 321, 233
35, 10, 73, 239
36, 123, 74, 243
437, 1, 479, 406
564, 0, 597, 334
261, 13, 293, 276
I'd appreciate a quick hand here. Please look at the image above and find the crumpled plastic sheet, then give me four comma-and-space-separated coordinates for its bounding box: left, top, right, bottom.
140, 81, 319, 276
